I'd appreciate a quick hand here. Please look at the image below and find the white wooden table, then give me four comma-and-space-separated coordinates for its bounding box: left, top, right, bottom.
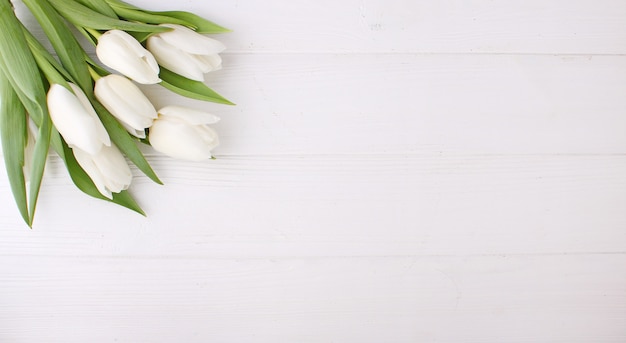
1, 0, 625, 341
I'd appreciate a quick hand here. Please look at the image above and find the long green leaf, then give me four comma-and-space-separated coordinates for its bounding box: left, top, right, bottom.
0, 0, 52, 225
109, 4, 192, 27
128, 31, 158, 43
151, 11, 231, 33
74, 0, 117, 18
0, 73, 53, 227
21, 36, 68, 212
47, 0, 171, 33
0, 60, 44, 132
75, 26, 99, 46
85, 54, 110, 77
50, 128, 65, 160
23, 26, 71, 89
91, 101, 162, 185
0, 0, 47, 118
27, 101, 52, 226
159, 68, 234, 105
102, 0, 140, 10
22, 24, 84, 223
0, 72, 29, 225
103, 0, 230, 33
22, 0, 92, 93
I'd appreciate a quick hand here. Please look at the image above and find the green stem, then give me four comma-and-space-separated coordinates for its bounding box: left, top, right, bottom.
88, 65, 103, 81
86, 27, 102, 39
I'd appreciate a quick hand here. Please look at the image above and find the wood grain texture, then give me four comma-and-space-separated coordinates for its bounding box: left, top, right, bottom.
151, 53, 626, 155
2, 0, 626, 342
15, 0, 626, 54
1, 154, 625, 257
0, 255, 625, 342
92, 0, 626, 54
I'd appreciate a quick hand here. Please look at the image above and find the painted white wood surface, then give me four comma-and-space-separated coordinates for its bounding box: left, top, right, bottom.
1, 0, 626, 342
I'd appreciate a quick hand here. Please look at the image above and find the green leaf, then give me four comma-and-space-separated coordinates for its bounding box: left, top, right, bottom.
152, 11, 231, 33
159, 68, 235, 105
22, 25, 72, 88
47, 0, 171, 33
85, 55, 110, 77
22, 0, 92, 93
129, 31, 165, 43
0, 2, 52, 225
103, 0, 230, 33
59, 142, 145, 215
76, 26, 99, 46
109, 3, 192, 28
102, 0, 141, 11
111, 190, 145, 215
50, 128, 65, 160
27, 103, 52, 226
0, 72, 30, 225
0, 59, 44, 129
91, 100, 163, 185
74, 0, 118, 18
0, 0, 47, 118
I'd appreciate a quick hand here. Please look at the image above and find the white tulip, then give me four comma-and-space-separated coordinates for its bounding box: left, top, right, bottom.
147, 24, 225, 82
149, 106, 220, 161
95, 74, 158, 138
47, 83, 110, 156
73, 144, 132, 199
96, 30, 161, 84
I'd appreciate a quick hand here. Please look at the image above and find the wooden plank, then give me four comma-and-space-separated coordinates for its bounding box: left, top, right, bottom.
0, 254, 624, 342
135, 54, 626, 155
1, 154, 625, 256
18, 0, 626, 54
4, 54, 622, 155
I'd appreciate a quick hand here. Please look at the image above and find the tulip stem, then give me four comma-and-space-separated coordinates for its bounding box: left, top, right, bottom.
88, 65, 102, 81
86, 27, 102, 40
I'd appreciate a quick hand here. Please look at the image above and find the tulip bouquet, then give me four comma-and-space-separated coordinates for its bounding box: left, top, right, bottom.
0, 0, 232, 226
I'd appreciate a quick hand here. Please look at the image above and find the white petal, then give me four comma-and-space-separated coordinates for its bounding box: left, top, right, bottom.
194, 125, 219, 150
158, 24, 226, 55
97, 30, 161, 84
69, 83, 110, 147
73, 147, 111, 198
93, 144, 132, 193
95, 75, 157, 133
191, 53, 222, 73
110, 30, 160, 76
47, 84, 108, 155
158, 106, 220, 125
119, 122, 146, 139
73, 145, 132, 198
149, 117, 213, 161
147, 36, 205, 81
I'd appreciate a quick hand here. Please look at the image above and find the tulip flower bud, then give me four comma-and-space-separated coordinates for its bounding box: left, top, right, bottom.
96, 30, 161, 84
73, 144, 132, 199
95, 74, 158, 138
149, 106, 220, 161
147, 24, 225, 82
47, 83, 110, 156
